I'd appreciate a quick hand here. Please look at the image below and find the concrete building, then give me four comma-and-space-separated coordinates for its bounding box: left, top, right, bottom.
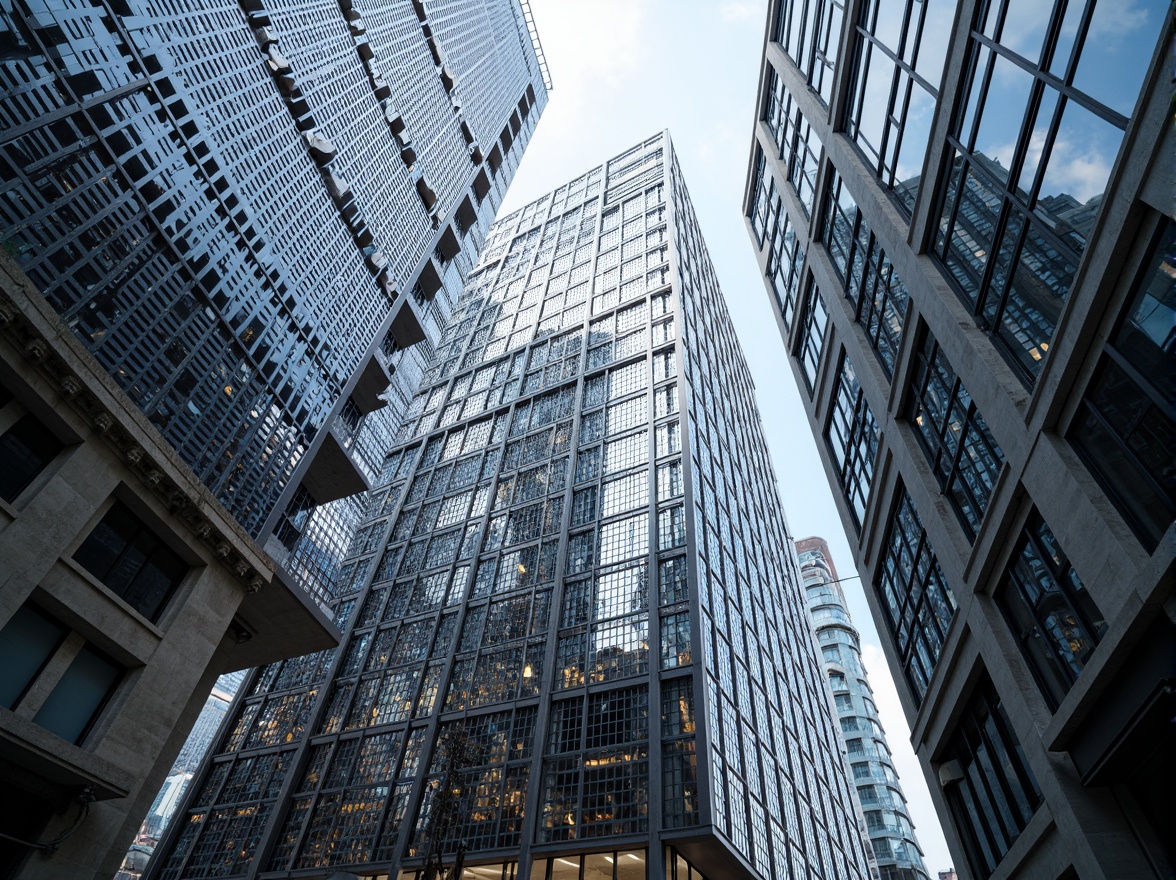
147, 133, 873, 880
743, 2, 1173, 879
0, 255, 336, 880
797, 536, 929, 880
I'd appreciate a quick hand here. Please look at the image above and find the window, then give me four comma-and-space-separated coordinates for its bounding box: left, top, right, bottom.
73, 501, 188, 622
797, 278, 829, 393
0, 605, 121, 745
997, 513, 1106, 710
825, 352, 879, 529
908, 332, 1005, 540
844, 0, 951, 214
0, 605, 66, 709
932, 0, 1163, 382
943, 674, 1042, 877
1070, 219, 1175, 552
32, 645, 121, 744
821, 170, 910, 378
876, 489, 956, 702
774, 0, 846, 105
0, 411, 64, 502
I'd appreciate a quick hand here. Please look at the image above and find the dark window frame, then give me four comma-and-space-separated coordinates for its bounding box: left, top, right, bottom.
73, 499, 190, 623
907, 330, 1005, 541
943, 673, 1043, 877
996, 511, 1107, 711
1070, 217, 1175, 552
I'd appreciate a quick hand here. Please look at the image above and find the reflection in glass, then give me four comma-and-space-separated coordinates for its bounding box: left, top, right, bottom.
933, 0, 1157, 382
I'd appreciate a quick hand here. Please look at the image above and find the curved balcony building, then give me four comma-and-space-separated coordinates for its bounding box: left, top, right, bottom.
798, 537, 930, 880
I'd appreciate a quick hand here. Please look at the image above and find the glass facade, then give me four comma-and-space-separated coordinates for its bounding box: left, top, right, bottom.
1070, 218, 1175, 552
798, 537, 930, 880
875, 490, 955, 704
151, 134, 871, 880
942, 675, 1041, 878
746, 0, 1169, 876
0, 0, 548, 545
907, 333, 1004, 541
933, 0, 1165, 382
825, 351, 879, 530
996, 512, 1106, 711
820, 170, 910, 380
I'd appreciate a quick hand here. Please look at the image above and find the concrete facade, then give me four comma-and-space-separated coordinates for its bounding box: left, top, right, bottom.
743, 2, 1174, 879
0, 255, 338, 880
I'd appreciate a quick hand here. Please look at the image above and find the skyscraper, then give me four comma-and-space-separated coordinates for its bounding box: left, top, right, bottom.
796, 536, 929, 880
148, 133, 872, 880
0, 3, 547, 878
0, 0, 548, 570
743, 2, 1173, 879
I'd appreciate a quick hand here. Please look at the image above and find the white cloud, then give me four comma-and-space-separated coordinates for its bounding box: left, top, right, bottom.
719, 0, 759, 22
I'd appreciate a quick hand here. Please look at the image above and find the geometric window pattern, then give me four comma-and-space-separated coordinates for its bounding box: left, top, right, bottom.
932, 0, 1163, 382
825, 352, 879, 530
821, 170, 911, 379
875, 489, 956, 703
996, 512, 1106, 711
942, 674, 1042, 877
844, 0, 952, 214
908, 332, 1005, 541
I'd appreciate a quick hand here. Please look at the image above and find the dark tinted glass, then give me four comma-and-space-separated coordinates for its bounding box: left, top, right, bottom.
32, 644, 121, 744
0, 605, 66, 709
997, 513, 1106, 710
1071, 220, 1176, 550
0, 413, 64, 502
74, 501, 187, 621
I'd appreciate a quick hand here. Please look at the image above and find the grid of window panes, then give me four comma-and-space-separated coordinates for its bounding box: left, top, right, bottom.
843, 0, 953, 213
907, 333, 1005, 541
0, 1, 544, 536
797, 277, 829, 394
799, 548, 930, 880
875, 489, 956, 703
749, 149, 807, 332
943, 674, 1042, 878
825, 351, 880, 530
1070, 217, 1176, 553
932, 0, 1165, 383
996, 512, 1106, 712
820, 170, 911, 379
672, 151, 871, 880
773, 0, 846, 105
757, 68, 822, 219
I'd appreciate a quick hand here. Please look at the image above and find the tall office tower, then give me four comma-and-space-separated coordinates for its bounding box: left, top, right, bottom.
148, 133, 872, 880
743, 2, 1173, 879
0, 3, 546, 879
796, 536, 929, 880
0, 0, 549, 595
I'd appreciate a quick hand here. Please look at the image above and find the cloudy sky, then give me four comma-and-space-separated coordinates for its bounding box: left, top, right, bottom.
498, 0, 954, 872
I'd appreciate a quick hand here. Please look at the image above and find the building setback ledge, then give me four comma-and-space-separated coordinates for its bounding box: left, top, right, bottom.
0, 709, 134, 803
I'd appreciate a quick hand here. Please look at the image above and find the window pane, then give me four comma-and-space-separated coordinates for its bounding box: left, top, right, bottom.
0, 606, 66, 709
32, 645, 121, 744
0, 413, 63, 502
997, 512, 1106, 710
74, 502, 188, 621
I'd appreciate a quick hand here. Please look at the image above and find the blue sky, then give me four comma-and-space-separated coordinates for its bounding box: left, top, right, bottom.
498, 0, 954, 872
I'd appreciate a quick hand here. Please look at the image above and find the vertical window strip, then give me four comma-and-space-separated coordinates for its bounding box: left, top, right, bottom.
908, 333, 1005, 540
825, 352, 879, 530
996, 512, 1106, 710
875, 489, 956, 702
820, 170, 910, 378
